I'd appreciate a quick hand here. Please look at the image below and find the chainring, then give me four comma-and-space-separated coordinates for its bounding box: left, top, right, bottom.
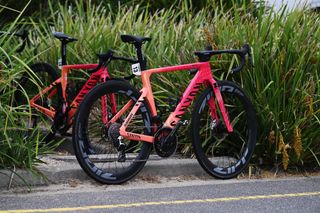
154, 127, 177, 158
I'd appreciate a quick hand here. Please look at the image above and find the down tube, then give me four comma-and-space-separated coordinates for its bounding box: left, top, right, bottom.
163, 72, 204, 128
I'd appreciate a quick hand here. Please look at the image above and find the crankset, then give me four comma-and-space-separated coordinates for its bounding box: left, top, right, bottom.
53, 103, 70, 134
154, 120, 188, 157
154, 127, 178, 158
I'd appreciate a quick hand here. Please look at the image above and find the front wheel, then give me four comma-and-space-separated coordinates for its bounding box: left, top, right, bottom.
191, 80, 257, 179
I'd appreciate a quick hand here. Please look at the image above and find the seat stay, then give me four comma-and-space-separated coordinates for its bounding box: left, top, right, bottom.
109, 99, 134, 124
118, 88, 154, 143
30, 78, 62, 118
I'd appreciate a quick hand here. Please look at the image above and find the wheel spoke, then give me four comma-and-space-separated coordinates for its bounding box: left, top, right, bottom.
73, 81, 152, 184
192, 81, 257, 179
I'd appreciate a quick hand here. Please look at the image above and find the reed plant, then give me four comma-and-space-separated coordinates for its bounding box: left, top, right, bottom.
5, 0, 320, 170
0, 1, 60, 187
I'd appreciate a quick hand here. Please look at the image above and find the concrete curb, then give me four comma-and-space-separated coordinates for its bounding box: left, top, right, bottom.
0, 155, 209, 188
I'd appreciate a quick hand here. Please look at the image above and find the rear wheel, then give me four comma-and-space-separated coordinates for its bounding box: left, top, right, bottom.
73, 80, 153, 184
191, 80, 257, 179
14, 62, 61, 142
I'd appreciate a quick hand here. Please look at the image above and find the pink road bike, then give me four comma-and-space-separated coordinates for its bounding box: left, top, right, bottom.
14, 33, 141, 143
73, 35, 257, 184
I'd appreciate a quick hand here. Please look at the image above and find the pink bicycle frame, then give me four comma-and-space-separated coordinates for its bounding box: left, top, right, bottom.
110, 61, 233, 143
30, 64, 116, 126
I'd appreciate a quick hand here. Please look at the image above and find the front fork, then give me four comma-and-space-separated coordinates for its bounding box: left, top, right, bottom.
207, 80, 233, 133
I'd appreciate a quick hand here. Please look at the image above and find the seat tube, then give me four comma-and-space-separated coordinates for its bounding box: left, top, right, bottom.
101, 95, 108, 124
61, 67, 68, 101
100, 67, 109, 82
99, 67, 115, 124
101, 93, 117, 124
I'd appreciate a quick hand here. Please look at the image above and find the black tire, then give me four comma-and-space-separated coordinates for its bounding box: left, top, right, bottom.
14, 62, 61, 142
73, 80, 153, 184
191, 80, 257, 179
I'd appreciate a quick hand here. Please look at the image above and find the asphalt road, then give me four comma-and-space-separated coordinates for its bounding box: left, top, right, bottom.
1, 176, 319, 213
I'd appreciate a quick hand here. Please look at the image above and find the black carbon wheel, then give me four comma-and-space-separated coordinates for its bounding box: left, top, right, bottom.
191, 80, 257, 179
73, 80, 153, 184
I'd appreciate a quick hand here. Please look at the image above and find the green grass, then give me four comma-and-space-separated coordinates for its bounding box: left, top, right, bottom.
2, 0, 320, 171
0, 1, 61, 188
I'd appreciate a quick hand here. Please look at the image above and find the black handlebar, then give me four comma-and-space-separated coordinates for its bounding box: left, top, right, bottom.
217, 44, 253, 73
195, 43, 254, 73
89, 49, 138, 78
0, 29, 28, 53
97, 50, 138, 65
215, 43, 252, 73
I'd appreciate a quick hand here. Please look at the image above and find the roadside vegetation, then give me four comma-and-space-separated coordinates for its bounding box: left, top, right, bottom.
0, 2, 59, 184
0, 0, 319, 179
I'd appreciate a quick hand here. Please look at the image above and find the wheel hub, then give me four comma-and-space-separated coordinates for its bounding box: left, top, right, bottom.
212, 122, 228, 140
107, 123, 121, 148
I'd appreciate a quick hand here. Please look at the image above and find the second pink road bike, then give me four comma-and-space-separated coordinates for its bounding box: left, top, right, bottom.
72, 35, 257, 184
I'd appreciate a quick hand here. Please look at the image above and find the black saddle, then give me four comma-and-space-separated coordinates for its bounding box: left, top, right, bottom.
53, 32, 77, 43
121, 34, 151, 46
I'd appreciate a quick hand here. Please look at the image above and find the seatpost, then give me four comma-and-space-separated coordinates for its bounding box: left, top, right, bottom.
60, 41, 67, 66
134, 43, 146, 71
